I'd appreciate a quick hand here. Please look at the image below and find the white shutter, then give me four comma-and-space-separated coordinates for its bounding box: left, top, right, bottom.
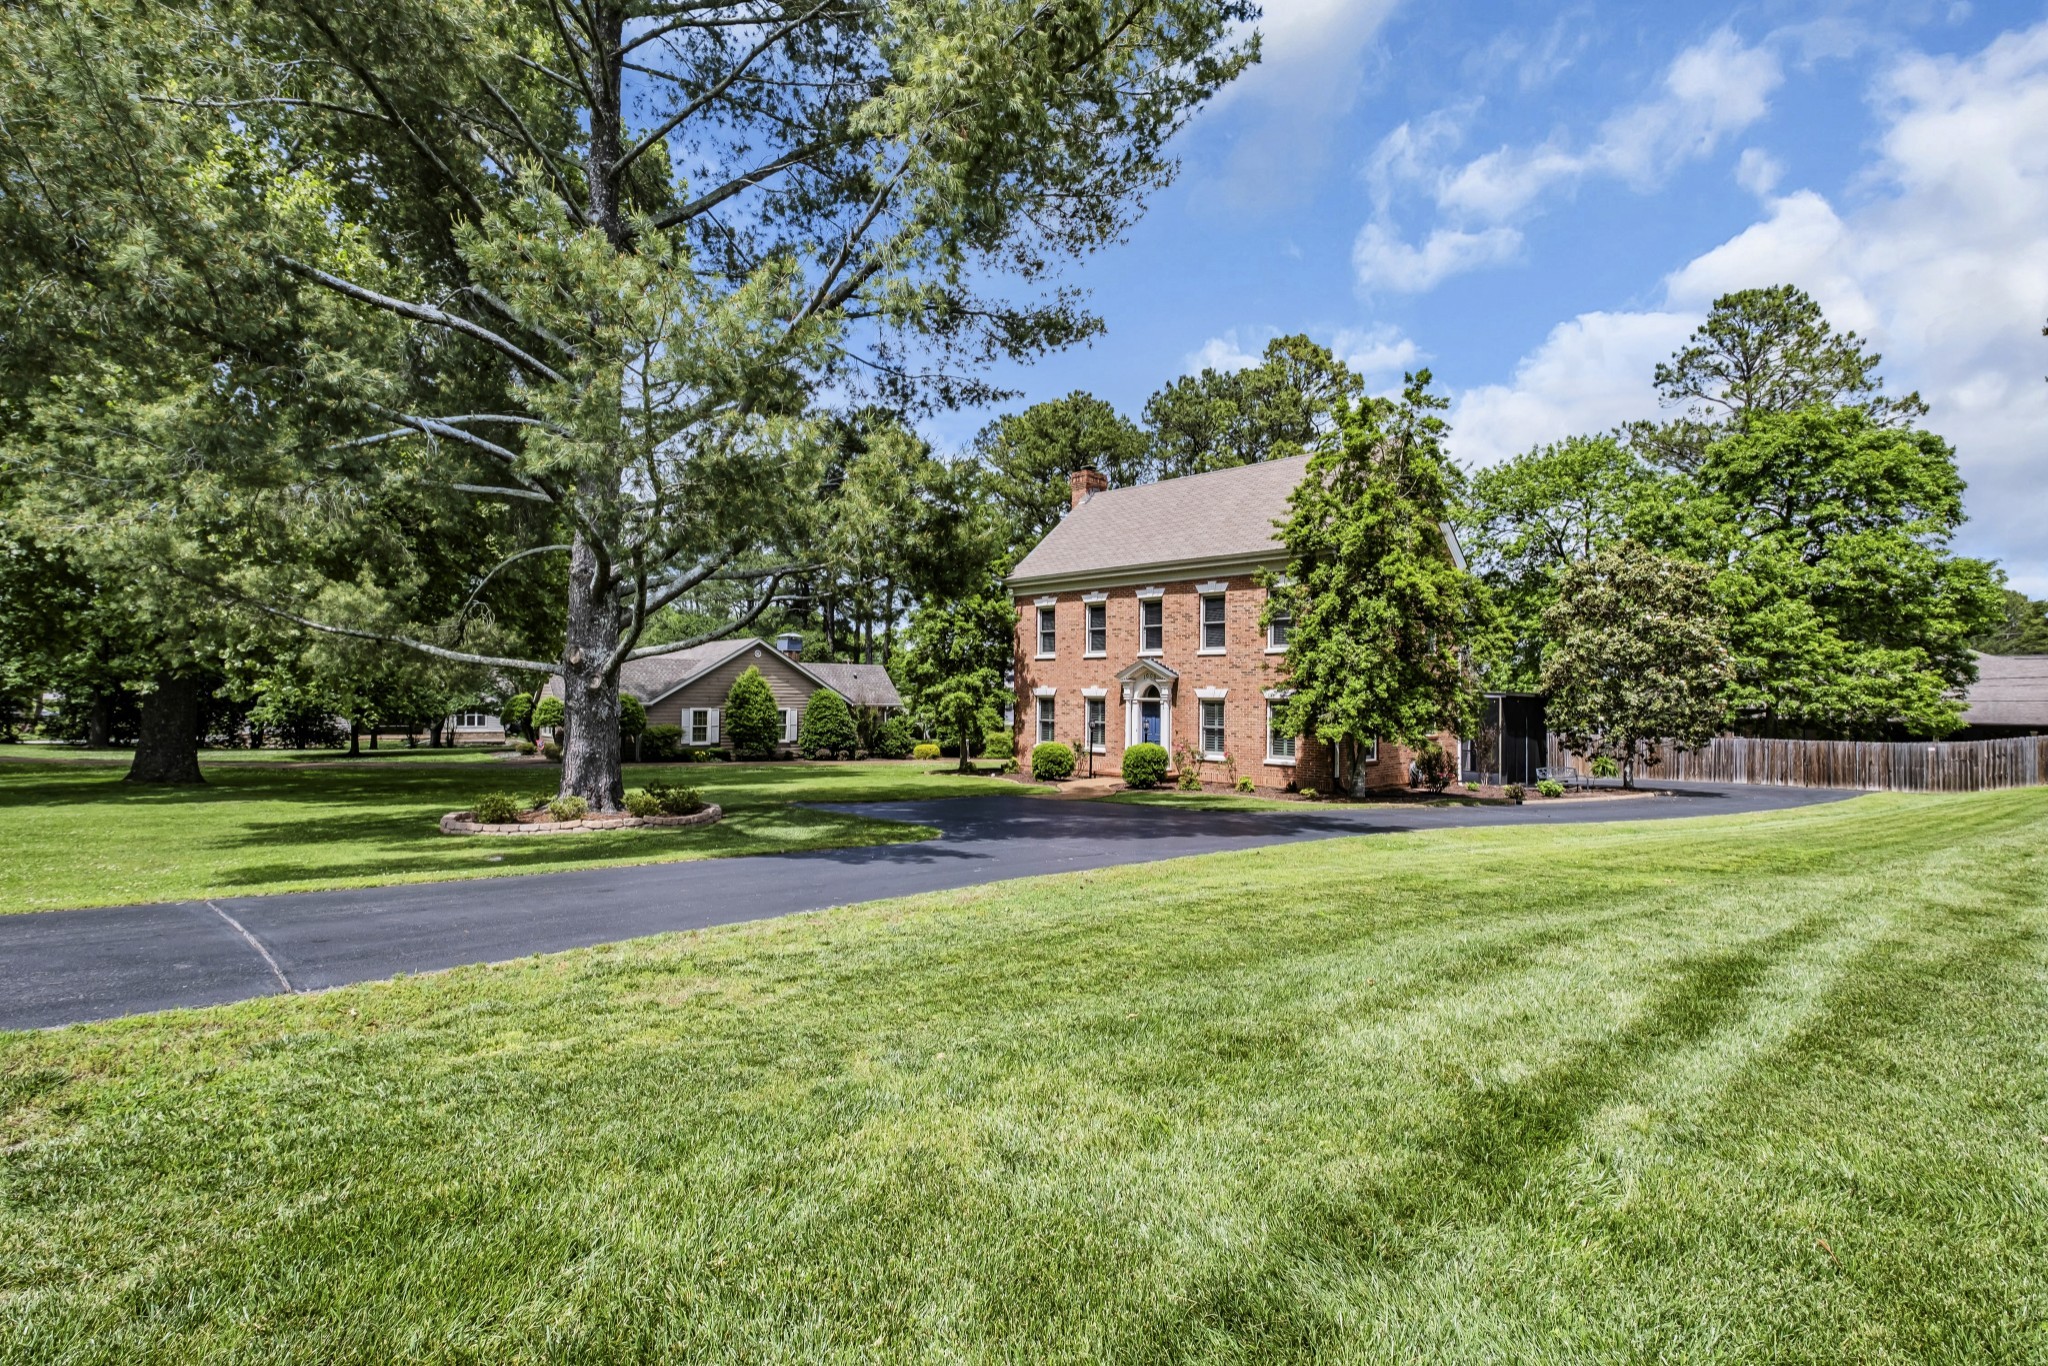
707, 708, 721, 743
781, 708, 796, 743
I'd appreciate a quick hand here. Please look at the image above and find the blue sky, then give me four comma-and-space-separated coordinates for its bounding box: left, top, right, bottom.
931, 0, 2048, 594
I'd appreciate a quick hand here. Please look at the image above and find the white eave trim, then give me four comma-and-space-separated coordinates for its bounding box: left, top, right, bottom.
1008, 551, 1281, 596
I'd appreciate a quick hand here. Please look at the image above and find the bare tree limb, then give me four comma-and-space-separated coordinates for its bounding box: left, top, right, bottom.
240, 599, 560, 675
279, 258, 569, 384
649, 137, 837, 228
453, 483, 553, 501
621, 572, 788, 663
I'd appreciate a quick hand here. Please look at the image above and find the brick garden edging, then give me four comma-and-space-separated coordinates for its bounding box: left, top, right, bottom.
440, 803, 724, 836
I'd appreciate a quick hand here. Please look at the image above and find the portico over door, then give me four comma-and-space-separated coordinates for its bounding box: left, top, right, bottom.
1114, 657, 1179, 750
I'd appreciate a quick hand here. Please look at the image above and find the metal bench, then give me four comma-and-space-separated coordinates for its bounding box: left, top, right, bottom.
1534, 766, 1584, 790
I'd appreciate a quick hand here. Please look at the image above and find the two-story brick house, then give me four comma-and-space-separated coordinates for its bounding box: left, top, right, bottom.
1008, 458, 1437, 793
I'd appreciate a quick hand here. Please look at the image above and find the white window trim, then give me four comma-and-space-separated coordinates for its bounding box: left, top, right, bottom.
1194, 580, 1229, 595
1035, 695, 1058, 745
1194, 686, 1227, 700
1080, 687, 1108, 698
1032, 686, 1058, 698
1359, 738, 1380, 763
1034, 595, 1059, 607
1198, 699, 1227, 762
779, 708, 798, 744
1084, 696, 1108, 753
1198, 589, 1228, 655
1083, 600, 1107, 658
1080, 590, 1109, 603
1035, 604, 1057, 660
1134, 585, 1165, 599
1264, 700, 1295, 766
1138, 597, 1165, 657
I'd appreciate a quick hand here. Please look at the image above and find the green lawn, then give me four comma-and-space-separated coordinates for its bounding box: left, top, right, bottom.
0, 744, 511, 765
0, 760, 1012, 913
3, 791, 2044, 1361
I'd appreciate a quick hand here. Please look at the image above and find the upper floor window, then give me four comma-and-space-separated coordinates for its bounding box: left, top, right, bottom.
1201, 594, 1226, 652
1140, 599, 1164, 653
1036, 605, 1056, 657
1085, 602, 1107, 655
1267, 610, 1292, 652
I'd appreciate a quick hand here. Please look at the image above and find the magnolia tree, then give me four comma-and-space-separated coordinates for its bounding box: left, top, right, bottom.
1540, 544, 1732, 786
3, 0, 1255, 808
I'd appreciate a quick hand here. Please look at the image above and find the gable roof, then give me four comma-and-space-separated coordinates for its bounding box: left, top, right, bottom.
615, 639, 757, 703
1007, 456, 1310, 591
801, 662, 903, 709
1960, 653, 2048, 727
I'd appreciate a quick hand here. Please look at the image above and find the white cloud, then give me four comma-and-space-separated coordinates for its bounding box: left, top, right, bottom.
1449, 311, 1697, 466
1352, 220, 1522, 293
1437, 28, 1783, 221
1333, 323, 1422, 376
1183, 332, 1265, 374
1735, 147, 1784, 197
1450, 21, 2048, 593
1199, 0, 1405, 206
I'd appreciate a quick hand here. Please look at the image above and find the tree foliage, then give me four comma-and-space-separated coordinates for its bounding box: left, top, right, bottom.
1142, 334, 1361, 477
1540, 545, 1731, 786
973, 393, 1149, 558
798, 688, 858, 757
1269, 373, 1487, 795
899, 573, 1013, 772
723, 667, 781, 759
1971, 590, 2048, 655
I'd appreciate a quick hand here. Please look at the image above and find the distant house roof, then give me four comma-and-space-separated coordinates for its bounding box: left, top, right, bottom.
616, 640, 756, 702
1007, 457, 1310, 591
800, 662, 902, 709
1960, 653, 2048, 727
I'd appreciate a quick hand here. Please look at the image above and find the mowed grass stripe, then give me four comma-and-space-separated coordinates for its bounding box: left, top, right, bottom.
1, 791, 2044, 1362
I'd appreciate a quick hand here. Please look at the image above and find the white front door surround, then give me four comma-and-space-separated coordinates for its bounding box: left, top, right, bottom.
1114, 658, 1179, 752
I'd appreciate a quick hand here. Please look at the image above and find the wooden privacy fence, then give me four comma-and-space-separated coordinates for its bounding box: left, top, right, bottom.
1544, 734, 2048, 793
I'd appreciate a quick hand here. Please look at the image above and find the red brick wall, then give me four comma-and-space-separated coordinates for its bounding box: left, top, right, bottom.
1013, 576, 1458, 793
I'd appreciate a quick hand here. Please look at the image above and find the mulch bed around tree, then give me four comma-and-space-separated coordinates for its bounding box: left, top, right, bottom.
440, 804, 724, 836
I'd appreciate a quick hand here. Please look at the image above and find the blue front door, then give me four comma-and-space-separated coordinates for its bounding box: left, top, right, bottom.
1140, 700, 1161, 744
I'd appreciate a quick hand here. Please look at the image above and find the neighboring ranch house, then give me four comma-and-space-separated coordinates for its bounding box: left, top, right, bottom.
1008, 459, 1458, 792
543, 636, 901, 749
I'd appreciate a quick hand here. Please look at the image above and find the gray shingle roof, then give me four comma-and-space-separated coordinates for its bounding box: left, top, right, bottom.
1007, 456, 1310, 589
616, 639, 754, 701
1960, 653, 2048, 726
801, 662, 903, 709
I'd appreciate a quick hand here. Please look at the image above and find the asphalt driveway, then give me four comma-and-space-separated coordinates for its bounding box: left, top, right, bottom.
0, 783, 1853, 1029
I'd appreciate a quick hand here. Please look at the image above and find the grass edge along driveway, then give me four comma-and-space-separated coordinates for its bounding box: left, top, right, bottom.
3, 789, 2044, 1362
0, 760, 1019, 914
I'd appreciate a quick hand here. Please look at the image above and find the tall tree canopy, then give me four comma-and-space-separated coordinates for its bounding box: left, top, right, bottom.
1141, 333, 1361, 477
1269, 373, 1488, 796
1971, 589, 2048, 655
972, 392, 1149, 558
1, 0, 1257, 806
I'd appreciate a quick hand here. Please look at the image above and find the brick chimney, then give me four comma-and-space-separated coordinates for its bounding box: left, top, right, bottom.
775, 632, 803, 661
1069, 467, 1108, 510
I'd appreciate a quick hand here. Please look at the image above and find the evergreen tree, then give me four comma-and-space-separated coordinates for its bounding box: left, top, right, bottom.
798, 689, 858, 757
1269, 372, 1490, 796
723, 667, 781, 759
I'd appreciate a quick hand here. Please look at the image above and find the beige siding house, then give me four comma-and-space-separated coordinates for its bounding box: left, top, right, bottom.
544, 637, 901, 750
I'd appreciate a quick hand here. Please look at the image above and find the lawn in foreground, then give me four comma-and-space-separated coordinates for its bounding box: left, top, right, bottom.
0, 761, 1009, 913
3, 791, 2044, 1362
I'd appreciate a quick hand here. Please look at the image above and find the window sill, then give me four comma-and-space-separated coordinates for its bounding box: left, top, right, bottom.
1264, 646, 1287, 655
1138, 649, 1164, 658
1263, 756, 1297, 767
1201, 751, 1227, 762
1083, 650, 1106, 659
1033, 653, 1056, 661
1197, 648, 1226, 656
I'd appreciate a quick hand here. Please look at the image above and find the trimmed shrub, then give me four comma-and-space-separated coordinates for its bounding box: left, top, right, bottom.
723, 667, 781, 758
983, 730, 1015, 761
512, 739, 537, 756
1464, 781, 1481, 791
876, 714, 916, 759
1121, 742, 1169, 789
1029, 741, 1074, 782
799, 689, 858, 757
641, 725, 683, 762
1298, 787, 1319, 801
470, 792, 522, 824
541, 740, 562, 762
618, 695, 647, 756
547, 794, 589, 822
912, 742, 941, 762
644, 780, 704, 816
1235, 775, 1256, 794
1536, 779, 1565, 798
1412, 740, 1456, 792
1589, 755, 1620, 779
1505, 783, 1526, 803
623, 790, 662, 818
532, 695, 565, 732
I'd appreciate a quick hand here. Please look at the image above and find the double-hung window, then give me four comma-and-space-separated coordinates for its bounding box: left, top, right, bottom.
1200, 594, 1226, 652
689, 708, 721, 745
1267, 609, 1292, 652
1200, 700, 1226, 759
1036, 606, 1057, 657
1085, 602, 1107, 656
1036, 696, 1057, 744
1265, 703, 1295, 764
1140, 599, 1164, 653
1085, 697, 1106, 750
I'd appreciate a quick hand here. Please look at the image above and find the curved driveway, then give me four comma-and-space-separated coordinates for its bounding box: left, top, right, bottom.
1, 783, 1851, 1030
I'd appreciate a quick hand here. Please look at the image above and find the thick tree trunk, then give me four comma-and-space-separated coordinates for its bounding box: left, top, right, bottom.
429, 719, 444, 748
349, 722, 362, 757
125, 671, 204, 785
560, 529, 625, 810
85, 693, 113, 750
